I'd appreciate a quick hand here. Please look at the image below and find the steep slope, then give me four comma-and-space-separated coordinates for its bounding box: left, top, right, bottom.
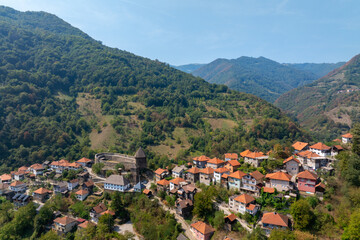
172, 63, 205, 73
275, 54, 360, 140
192, 56, 318, 102
0, 7, 309, 170
284, 62, 346, 78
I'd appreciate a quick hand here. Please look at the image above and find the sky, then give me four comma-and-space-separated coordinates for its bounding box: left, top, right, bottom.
0, 0, 359, 65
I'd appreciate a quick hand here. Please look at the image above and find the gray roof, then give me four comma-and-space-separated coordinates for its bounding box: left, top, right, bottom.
135, 147, 146, 158
105, 175, 130, 186
177, 233, 188, 240
172, 165, 185, 173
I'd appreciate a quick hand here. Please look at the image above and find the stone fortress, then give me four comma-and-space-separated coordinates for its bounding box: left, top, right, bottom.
95, 147, 147, 183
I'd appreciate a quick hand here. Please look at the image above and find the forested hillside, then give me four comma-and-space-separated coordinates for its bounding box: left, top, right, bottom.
0, 6, 309, 171
284, 62, 346, 78
191, 57, 318, 102
275, 54, 360, 140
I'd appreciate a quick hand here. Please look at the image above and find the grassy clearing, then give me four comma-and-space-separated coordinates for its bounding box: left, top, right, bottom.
205, 118, 237, 130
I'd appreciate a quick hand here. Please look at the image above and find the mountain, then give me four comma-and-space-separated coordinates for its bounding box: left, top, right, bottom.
172, 63, 205, 73
0, 6, 309, 170
275, 54, 360, 140
191, 56, 318, 102
284, 62, 346, 78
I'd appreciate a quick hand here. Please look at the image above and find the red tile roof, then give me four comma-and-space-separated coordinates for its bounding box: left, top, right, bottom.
309, 142, 331, 151
246, 204, 256, 211
226, 160, 241, 167
10, 180, 25, 187
193, 155, 211, 162
297, 150, 321, 158
234, 194, 255, 204
157, 179, 170, 186
155, 168, 167, 175
75, 189, 89, 195
78, 220, 92, 229
143, 189, 151, 195
283, 156, 300, 164
315, 182, 326, 189
292, 141, 309, 151
187, 167, 200, 174
30, 163, 44, 170
77, 157, 92, 163
169, 177, 186, 185
261, 212, 289, 227
207, 158, 224, 165
54, 216, 77, 225
228, 170, 247, 179
224, 213, 237, 222
18, 166, 29, 172
190, 221, 215, 235
342, 133, 353, 138
240, 150, 251, 157
214, 167, 230, 173
0, 174, 12, 181
200, 167, 215, 175
262, 187, 275, 193
297, 170, 318, 180
333, 138, 342, 142
244, 152, 266, 159
224, 153, 238, 159
265, 172, 291, 181
33, 187, 51, 195
101, 210, 115, 216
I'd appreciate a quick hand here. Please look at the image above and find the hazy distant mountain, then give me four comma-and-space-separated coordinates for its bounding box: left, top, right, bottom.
172, 63, 205, 73
284, 62, 346, 78
191, 56, 318, 102
276, 55, 360, 139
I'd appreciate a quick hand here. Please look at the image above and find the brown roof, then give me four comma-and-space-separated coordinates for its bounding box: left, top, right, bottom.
261, 212, 289, 227
157, 179, 170, 186
190, 221, 215, 235
244, 152, 266, 159
214, 167, 230, 173
193, 155, 211, 162
93, 203, 107, 214
292, 141, 309, 151
155, 168, 167, 175
187, 167, 200, 174
76, 189, 89, 195
170, 177, 186, 185
207, 158, 225, 165
342, 133, 353, 138
250, 170, 264, 181
77, 157, 92, 163
234, 194, 255, 204
228, 170, 247, 180
226, 160, 241, 167
240, 149, 251, 157
297, 170, 318, 180
70, 179, 79, 183
297, 150, 321, 158
309, 142, 331, 151
265, 172, 291, 181
224, 213, 237, 222
200, 167, 214, 175
178, 199, 193, 208
225, 153, 238, 159
263, 187, 275, 193
283, 156, 300, 164
84, 180, 94, 187
33, 187, 51, 195
182, 184, 197, 193
54, 216, 77, 226
10, 180, 25, 187
0, 174, 12, 181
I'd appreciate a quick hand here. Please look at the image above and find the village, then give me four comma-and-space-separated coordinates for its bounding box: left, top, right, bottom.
0, 133, 354, 240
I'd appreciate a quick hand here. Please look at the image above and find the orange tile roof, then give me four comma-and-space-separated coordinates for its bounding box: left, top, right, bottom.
33, 187, 51, 195
265, 172, 291, 181
315, 182, 326, 189
170, 177, 186, 185
157, 179, 170, 186
342, 133, 353, 138
155, 168, 167, 175
309, 142, 331, 151
261, 212, 289, 227
244, 151, 266, 159
54, 216, 77, 225
0, 174, 12, 181
333, 138, 342, 142
193, 155, 211, 162
297, 170, 318, 180
292, 141, 309, 151
234, 194, 255, 204
297, 150, 321, 158
228, 170, 247, 179
143, 189, 151, 195
263, 187, 275, 193
101, 210, 115, 216
225, 213, 237, 222
30, 163, 44, 170
226, 160, 241, 167
69, 162, 81, 168
187, 167, 200, 174
246, 204, 256, 211
240, 149, 251, 157
76, 189, 89, 195
78, 220, 92, 229
207, 158, 225, 165
250, 170, 264, 181
222, 174, 229, 179
14, 170, 26, 176
77, 157, 92, 163
200, 167, 214, 175
283, 156, 300, 164
333, 145, 343, 150
18, 166, 28, 171
10, 180, 25, 187
214, 167, 230, 173
224, 153, 238, 159
190, 221, 215, 235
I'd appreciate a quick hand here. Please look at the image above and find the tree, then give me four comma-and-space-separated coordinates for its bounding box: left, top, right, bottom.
92, 163, 104, 175
269, 229, 295, 240
32, 204, 54, 238
38, 230, 61, 240
212, 211, 225, 230
246, 226, 267, 240
97, 213, 114, 234
342, 210, 360, 240
111, 191, 128, 220
290, 199, 314, 230
193, 187, 215, 220
352, 123, 360, 155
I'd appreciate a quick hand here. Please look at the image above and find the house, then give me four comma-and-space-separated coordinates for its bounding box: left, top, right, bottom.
315, 182, 326, 195
224, 213, 237, 231
228, 170, 247, 190
297, 150, 327, 170
190, 221, 215, 240
155, 168, 168, 181
9, 181, 27, 193
78, 171, 90, 181
214, 167, 230, 184
178, 183, 197, 201
309, 142, 331, 157
241, 171, 264, 196
265, 172, 292, 192
75, 189, 89, 201
76, 157, 93, 167
283, 156, 300, 176
53, 182, 68, 194
331, 145, 343, 156
172, 165, 186, 178
82, 180, 94, 193
90, 203, 107, 223
224, 153, 238, 161
297, 170, 318, 194
12, 193, 32, 208
169, 177, 187, 192
18, 166, 29, 172
186, 167, 200, 183
206, 158, 225, 169
240, 149, 251, 158
29, 163, 44, 176
292, 141, 309, 153
78, 220, 93, 230
157, 179, 170, 192
176, 199, 193, 217
342, 133, 353, 144
68, 162, 82, 171
100, 210, 115, 218
229, 194, 258, 215
199, 167, 214, 186
53, 216, 78, 234
33, 187, 52, 202
13, 170, 26, 181
224, 160, 241, 173
192, 155, 210, 169
50, 159, 74, 173
68, 179, 79, 191
104, 175, 131, 192
0, 183, 9, 195
0, 174, 12, 183
260, 212, 290, 235
133, 182, 146, 192
143, 189, 153, 198
244, 152, 268, 167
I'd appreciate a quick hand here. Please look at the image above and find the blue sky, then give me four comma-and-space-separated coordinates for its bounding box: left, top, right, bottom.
0, 0, 359, 65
